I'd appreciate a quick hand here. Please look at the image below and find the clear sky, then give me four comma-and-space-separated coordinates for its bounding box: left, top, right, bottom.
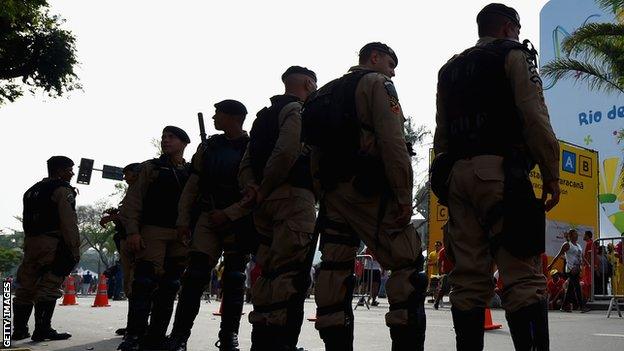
0, 0, 549, 231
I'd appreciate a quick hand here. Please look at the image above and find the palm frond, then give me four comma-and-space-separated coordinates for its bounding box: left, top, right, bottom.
562, 23, 624, 55
542, 58, 624, 94
596, 0, 624, 13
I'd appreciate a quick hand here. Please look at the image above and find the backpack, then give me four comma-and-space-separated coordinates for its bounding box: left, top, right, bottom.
301, 69, 374, 190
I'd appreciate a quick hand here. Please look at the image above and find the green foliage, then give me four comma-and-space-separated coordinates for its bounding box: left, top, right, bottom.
0, 246, 21, 275
542, 1, 624, 94
0, 0, 80, 105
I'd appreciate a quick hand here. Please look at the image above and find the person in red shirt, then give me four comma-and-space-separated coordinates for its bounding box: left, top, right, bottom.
546, 270, 565, 310
434, 246, 454, 310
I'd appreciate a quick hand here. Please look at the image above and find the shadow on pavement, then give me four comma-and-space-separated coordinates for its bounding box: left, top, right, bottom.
16, 337, 121, 351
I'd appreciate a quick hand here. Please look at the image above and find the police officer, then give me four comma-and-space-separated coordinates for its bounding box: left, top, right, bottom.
238, 66, 317, 350
167, 100, 254, 351
12, 156, 80, 342
99, 162, 142, 336
118, 126, 191, 351
433, 4, 560, 350
310, 43, 426, 351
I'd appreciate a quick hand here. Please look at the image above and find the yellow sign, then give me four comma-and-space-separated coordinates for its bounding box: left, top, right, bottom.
427, 141, 599, 272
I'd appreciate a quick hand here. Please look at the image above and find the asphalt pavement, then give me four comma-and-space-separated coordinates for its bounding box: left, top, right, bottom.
6, 296, 624, 350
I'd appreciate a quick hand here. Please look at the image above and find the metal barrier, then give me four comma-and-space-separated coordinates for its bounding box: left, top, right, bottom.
590, 237, 623, 318
353, 254, 374, 310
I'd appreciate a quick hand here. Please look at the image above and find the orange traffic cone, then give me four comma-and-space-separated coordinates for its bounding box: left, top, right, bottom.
483, 308, 502, 330
212, 299, 245, 316
92, 275, 110, 307
60, 276, 78, 306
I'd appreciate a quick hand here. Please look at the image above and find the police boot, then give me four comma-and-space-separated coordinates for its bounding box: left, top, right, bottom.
215, 330, 240, 351
166, 333, 188, 351
143, 281, 180, 350
319, 326, 354, 351
31, 300, 72, 341
505, 300, 549, 351
117, 334, 141, 351
250, 324, 274, 351
11, 302, 33, 340
451, 306, 485, 351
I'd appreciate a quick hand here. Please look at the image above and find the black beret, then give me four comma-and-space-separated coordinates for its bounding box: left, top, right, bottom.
123, 162, 142, 173
359, 42, 398, 66
477, 3, 520, 26
163, 125, 191, 144
281, 66, 317, 83
47, 156, 74, 170
214, 99, 248, 116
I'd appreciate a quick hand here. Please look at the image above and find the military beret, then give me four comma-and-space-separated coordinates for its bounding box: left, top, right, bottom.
477, 3, 520, 26
281, 66, 317, 83
163, 125, 191, 144
359, 42, 398, 66
214, 99, 248, 116
123, 162, 142, 173
47, 156, 74, 171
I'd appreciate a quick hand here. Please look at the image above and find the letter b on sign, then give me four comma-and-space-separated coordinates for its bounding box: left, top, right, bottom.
579, 155, 592, 178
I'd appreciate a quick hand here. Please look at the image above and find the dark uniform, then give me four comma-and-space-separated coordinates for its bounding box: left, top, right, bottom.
119, 127, 191, 351
238, 66, 317, 351
168, 100, 255, 351
13, 156, 80, 342
433, 4, 559, 350
309, 44, 426, 351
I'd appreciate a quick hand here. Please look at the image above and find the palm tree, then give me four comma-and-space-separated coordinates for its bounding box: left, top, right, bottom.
541, 0, 624, 94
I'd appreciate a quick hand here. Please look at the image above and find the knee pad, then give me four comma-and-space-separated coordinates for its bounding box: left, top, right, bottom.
224, 254, 248, 273
409, 271, 428, 294
181, 253, 213, 288
222, 271, 246, 288
163, 257, 187, 279
133, 261, 158, 294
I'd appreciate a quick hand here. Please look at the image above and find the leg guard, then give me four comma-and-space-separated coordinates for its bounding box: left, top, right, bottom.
145, 258, 185, 342
220, 255, 247, 334
126, 260, 158, 337
11, 302, 33, 340
170, 253, 214, 340
451, 306, 485, 351
318, 274, 356, 351
31, 300, 71, 341
505, 300, 549, 351
388, 270, 427, 351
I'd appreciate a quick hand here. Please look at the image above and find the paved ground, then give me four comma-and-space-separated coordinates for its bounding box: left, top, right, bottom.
7, 296, 624, 350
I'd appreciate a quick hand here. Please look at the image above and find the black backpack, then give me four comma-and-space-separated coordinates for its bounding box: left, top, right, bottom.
301, 69, 374, 190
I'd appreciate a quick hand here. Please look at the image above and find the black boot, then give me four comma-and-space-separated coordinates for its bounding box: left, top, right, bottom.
250, 324, 274, 351
319, 326, 354, 351
11, 303, 33, 341
117, 334, 141, 351
31, 300, 71, 341
215, 330, 240, 351
506, 300, 549, 351
451, 306, 485, 351
166, 333, 188, 351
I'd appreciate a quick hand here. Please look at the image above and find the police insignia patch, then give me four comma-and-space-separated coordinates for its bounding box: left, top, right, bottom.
390, 100, 401, 115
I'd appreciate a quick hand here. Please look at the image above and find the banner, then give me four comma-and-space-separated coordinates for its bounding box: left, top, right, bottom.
541, 0, 624, 238
427, 142, 599, 263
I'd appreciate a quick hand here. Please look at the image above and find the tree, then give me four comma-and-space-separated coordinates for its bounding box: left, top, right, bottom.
0, 0, 80, 105
404, 116, 431, 213
76, 201, 117, 270
542, 0, 624, 93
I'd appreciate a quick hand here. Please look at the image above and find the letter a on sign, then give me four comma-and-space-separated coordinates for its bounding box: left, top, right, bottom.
562, 150, 577, 174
